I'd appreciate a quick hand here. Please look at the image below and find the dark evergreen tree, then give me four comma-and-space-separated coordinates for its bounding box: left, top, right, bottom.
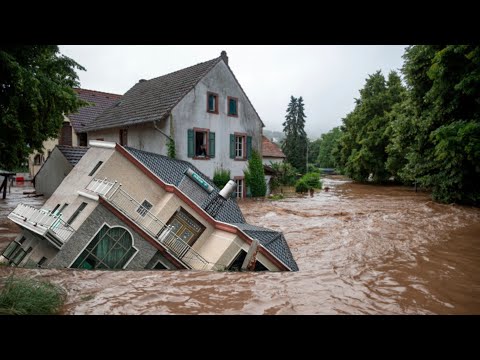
244, 150, 266, 197
281, 95, 308, 173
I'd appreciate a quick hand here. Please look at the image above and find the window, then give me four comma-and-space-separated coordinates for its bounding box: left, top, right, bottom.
37, 257, 48, 267
89, 161, 103, 176
78, 133, 87, 146
58, 203, 69, 215
71, 225, 137, 270
207, 92, 218, 114
153, 261, 167, 270
33, 154, 42, 166
228, 97, 238, 116
67, 202, 88, 225
234, 178, 244, 199
136, 200, 153, 217
230, 134, 252, 160
165, 208, 205, 247
195, 130, 208, 157
52, 204, 61, 213
119, 129, 128, 146
188, 129, 215, 158
235, 135, 245, 159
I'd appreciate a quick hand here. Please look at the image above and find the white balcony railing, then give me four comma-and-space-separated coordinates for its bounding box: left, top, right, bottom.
86, 177, 116, 196
103, 182, 211, 270
8, 204, 75, 248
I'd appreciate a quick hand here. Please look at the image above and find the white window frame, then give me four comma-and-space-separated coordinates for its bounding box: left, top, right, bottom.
235, 135, 245, 159
234, 178, 244, 199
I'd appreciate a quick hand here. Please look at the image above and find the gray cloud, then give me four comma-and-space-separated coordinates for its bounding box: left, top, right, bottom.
60, 45, 406, 138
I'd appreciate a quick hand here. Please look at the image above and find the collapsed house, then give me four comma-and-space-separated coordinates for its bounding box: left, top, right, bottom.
2, 141, 298, 271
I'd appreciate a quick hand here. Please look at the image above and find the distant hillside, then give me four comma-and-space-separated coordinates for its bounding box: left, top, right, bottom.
263, 130, 285, 144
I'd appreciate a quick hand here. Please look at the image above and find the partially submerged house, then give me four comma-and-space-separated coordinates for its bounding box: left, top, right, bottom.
28, 89, 121, 177
2, 141, 298, 272
82, 51, 263, 199
34, 145, 88, 197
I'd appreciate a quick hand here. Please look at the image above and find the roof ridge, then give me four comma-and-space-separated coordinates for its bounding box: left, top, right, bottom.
144, 56, 221, 83
74, 88, 123, 97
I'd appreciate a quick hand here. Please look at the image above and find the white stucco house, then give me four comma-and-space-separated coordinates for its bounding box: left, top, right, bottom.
82, 51, 263, 199
2, 141, 298, 272
261, 136, 286, 195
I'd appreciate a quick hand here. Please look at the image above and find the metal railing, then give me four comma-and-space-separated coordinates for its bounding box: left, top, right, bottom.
8, 203, 75, 243
105, 184, 210, 270
86, 178, 116, 196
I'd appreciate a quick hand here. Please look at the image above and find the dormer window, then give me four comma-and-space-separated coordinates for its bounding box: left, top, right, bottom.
207, 92, 218, 114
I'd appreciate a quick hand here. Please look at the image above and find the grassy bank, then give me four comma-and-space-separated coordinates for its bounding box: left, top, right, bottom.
0, 275, 66, 315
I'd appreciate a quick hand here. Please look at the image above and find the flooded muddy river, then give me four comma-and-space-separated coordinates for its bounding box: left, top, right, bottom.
1, 177, 480, 314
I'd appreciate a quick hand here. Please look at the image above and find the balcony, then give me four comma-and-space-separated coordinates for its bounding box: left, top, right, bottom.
87, 178, 212, 270
7, 204, 75, 249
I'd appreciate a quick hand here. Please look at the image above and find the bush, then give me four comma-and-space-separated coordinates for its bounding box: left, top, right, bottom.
213, 168, 231, 189
0, 275, 66, 315
295, 172, 322, 193
270, 162, 297, 189
244, 150, 266, 197
295, 180, 309, 193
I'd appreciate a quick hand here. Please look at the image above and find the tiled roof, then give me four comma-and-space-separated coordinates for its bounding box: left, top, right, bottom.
57, 145, 88, 166
68, 89, 122, 132
262, 136, 286, 158
124, 147, 245, 224
232, 223, 299, 271
84, 57, 222, 132
124, 146, 298, 271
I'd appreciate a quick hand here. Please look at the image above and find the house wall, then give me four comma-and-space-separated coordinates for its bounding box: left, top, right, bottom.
86, 60, 264, 182
48, 204, 165, 269
42, 146, 115, 230
28, 137, 59, 177
262, 156, 284, 166
172, 61, 263, 179
35, 147, 73, 198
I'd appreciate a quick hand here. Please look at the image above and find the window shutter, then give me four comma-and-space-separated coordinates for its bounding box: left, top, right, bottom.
246, 136, 252, 159
230, 134, 235, 159
209, 132, 215, 158
187, 129, 194, 157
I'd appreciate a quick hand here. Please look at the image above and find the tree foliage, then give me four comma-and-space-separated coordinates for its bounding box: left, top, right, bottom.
244, 150, 266, 197
213, 167, 231, 189
331, 45, 480, 205
317, 126, 342, 168
0, 45, 86, 169
282, 96, 308, 173
295, 172, 322, 193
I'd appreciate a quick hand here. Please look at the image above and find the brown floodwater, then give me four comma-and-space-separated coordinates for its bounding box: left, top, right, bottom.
1, 176, 480, 314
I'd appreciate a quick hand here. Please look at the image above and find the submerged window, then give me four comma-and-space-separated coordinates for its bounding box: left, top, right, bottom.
89, 161, 103, 176
136, 200, 153, 217
71, 225, 137, 270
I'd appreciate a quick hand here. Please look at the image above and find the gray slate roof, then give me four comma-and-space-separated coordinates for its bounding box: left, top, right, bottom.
57, 145, 88, 166
232, 223, 299, 271
124, 146, 298, 271
125, 147, 245, 224
84, 57, 222, 132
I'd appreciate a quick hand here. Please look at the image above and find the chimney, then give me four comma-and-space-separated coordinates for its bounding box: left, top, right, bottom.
221, 50, 228, 65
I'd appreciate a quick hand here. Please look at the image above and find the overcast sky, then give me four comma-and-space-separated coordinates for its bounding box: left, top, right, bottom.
59, 45, 407, 138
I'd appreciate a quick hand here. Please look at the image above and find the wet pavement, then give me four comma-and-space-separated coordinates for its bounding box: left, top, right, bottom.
1, 177, 479, 314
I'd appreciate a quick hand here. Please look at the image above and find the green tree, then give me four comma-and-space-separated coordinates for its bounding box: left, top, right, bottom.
213, 167, 231, 189
281, 96, 308, 173
244, 150, 266, 197
393, 45, 480, 204
307, 138, 322, 166
0, 45, 86, 170
337, 70, 406, 182
317, 126, 342, 168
